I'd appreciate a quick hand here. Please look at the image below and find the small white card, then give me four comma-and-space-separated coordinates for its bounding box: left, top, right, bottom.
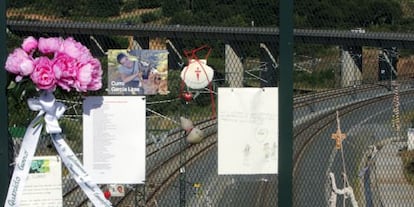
20, 156, 63, 207
108, 184, 125, 197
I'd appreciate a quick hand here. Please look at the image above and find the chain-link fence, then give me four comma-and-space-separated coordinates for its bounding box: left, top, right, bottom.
293, 1, 414, 207
3, 0, 414, 207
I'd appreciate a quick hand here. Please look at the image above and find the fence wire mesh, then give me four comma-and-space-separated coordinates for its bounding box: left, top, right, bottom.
4, 0, 414, 207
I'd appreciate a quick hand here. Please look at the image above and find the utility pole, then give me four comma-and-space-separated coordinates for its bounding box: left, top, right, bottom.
383, 48, 401, 135
392, 82, 401, 133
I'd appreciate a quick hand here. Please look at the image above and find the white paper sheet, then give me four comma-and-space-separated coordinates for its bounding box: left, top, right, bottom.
408, 128, 414, 151
20, 156, 63, 207
83, 96, 146, 184
218, 88, 278, 174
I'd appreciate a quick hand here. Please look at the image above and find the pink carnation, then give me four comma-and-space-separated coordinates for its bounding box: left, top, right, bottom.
30, 57, 56, 90
21, 36, 38, 53
86, 58, 103, 91
4, 36, 102, 92
52, 53, 78, 91
74, 63, 93, 92
5, 48, 34, 81
61, 37, 92, 62
38, 37, 62, 54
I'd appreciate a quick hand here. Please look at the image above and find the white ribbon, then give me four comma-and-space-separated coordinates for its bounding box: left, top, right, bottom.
4, 114, 43, 207
27, 90, 66, 134
51, 134, 112, 207
5, 90, 112, 207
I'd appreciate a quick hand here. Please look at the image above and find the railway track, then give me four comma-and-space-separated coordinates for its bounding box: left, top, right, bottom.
115, 119, 217, 207
293, 79, 414, 114
293, 83, 384, 109
62, 119, 217, 207
292, 88, 414, 206
252, 178, 274, 207
60, 81, 414, 206
292, 79, 414, 169
293, 86, 414, 170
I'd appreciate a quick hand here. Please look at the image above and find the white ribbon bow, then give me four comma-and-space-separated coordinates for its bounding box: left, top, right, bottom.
27, 91, 66, 134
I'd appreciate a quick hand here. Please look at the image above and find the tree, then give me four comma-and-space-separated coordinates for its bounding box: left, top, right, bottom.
365, 0, 402, 26
242, 0, 278, 26
162, 0, 187, 17
84, 0, 121, 17
294, 0, 402, 29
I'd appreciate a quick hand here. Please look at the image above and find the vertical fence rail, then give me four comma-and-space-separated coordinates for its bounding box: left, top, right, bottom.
279, 0, 293, 206
0, 0, 9, 205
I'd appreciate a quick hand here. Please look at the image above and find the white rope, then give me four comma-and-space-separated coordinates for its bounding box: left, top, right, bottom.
146, 108, 179, 125
329, 111, 358, 207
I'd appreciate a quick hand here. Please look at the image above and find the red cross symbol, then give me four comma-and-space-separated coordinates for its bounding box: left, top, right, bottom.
195, 67, 201, 80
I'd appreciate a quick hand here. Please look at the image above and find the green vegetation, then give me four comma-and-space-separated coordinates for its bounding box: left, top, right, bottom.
8, 0, 414, 31
293, 69, 336, 90
140, 10, 163, 23
400, 149, 414, 185
294, 0, 403, 31
7, 0, 277, 26
401, 112, 414, 183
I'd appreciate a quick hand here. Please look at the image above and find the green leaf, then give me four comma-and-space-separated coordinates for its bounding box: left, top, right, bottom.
7, 81, 16, 89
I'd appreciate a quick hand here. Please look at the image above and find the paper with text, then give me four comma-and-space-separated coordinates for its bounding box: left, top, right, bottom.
218, 88, 278, 174
83, 96, 146, 183
20, 156, 62, 207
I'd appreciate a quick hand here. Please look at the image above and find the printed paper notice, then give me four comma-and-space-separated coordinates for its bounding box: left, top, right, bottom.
20, 156, 63, 207
218, 88, 278, 174
83, 96, 146, 184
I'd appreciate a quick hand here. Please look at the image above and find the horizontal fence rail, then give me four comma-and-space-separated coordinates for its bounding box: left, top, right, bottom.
7, 20, 414, 48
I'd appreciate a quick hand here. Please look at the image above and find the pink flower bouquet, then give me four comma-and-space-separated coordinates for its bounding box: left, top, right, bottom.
4, 36, 113, 207
5, 36, 103, 92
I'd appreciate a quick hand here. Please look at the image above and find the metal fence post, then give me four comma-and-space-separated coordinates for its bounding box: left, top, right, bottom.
279, 0, 293, 206
0, 0, 10, 204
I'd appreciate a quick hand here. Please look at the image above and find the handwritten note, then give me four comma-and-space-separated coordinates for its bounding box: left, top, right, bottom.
218, 88, 278, 174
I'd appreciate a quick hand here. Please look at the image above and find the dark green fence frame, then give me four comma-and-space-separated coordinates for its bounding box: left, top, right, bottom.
1, 0, 9, 205
0, 2, 294, 206
279, 0, 293, 206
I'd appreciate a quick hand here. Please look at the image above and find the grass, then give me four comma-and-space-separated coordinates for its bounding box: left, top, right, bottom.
400, 111, 414, 186
400, 149, 414, 185
7, 7, 164, 24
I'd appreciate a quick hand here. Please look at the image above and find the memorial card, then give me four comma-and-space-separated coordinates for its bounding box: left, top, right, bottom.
20, 156, 63, 207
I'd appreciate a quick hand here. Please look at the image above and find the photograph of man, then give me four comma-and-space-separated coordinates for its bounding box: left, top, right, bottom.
107, 49, 169, 95
117, 185, 124, 194
116, 52, 144, 94
108, 184, 125, 197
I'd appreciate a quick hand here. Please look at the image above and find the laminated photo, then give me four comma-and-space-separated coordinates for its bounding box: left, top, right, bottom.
107, 49, 169, 95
